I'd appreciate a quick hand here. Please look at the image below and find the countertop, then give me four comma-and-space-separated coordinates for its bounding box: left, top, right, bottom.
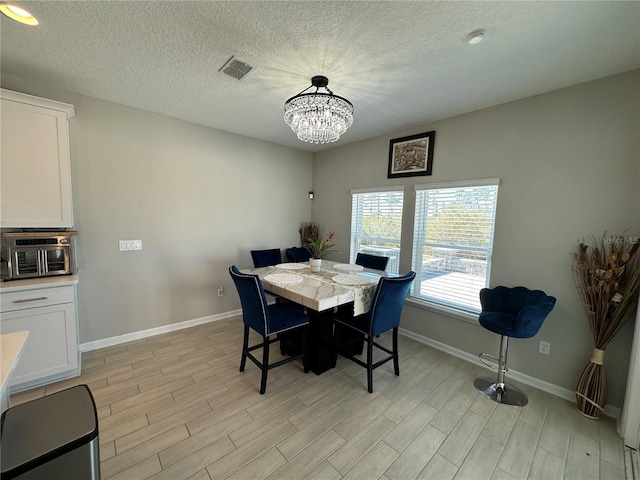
1, 330, 29, 410
0, 273, 79, 293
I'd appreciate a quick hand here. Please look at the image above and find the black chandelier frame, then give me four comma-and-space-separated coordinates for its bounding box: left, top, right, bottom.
284, 76, 354, 111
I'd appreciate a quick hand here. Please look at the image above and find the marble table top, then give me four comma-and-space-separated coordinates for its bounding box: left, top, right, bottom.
243, 260, 385, 315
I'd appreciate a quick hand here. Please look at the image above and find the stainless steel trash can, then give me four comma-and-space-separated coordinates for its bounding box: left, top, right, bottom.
1, 384, 100, 480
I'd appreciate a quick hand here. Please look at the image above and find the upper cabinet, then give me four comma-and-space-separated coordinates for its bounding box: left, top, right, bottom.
0, 89, 75, 228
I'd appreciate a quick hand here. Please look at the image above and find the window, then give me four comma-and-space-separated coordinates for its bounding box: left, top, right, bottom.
410, 178, 499, 315
350, 187, 404, 275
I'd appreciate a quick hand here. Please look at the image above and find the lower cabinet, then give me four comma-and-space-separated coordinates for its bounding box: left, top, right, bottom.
0, 284, 80, 391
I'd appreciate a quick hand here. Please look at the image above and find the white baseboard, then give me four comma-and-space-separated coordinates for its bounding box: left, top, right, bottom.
399, 327, 621, 419
79, 309, 242, 352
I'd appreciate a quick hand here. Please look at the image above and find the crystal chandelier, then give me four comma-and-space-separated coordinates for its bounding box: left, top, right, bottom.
284, 76, 354, 144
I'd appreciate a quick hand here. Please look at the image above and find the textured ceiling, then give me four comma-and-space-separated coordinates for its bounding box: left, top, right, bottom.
1, 1, 639, 152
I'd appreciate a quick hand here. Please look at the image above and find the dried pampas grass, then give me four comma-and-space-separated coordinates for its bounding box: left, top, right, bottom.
572, 233, 640, 418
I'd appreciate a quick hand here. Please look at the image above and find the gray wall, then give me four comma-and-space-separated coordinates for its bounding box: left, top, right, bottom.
3, 70, 638, 408
312, 69, 640, 408
1, 77, 314, 343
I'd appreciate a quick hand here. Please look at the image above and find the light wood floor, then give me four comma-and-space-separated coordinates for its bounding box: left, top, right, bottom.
11, 317, 627, 480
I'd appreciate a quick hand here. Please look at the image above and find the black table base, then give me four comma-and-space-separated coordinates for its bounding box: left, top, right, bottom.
279, 302, 364, 375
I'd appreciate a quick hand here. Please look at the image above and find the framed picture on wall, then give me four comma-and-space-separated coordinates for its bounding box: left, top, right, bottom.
387, 130, 435, 178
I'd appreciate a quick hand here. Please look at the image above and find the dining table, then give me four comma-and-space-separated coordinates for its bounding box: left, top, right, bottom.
241, 260, 388, 374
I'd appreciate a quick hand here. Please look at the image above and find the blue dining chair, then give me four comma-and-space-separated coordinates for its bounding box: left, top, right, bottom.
474, 286, 556, 406
355, 252, 389, 271
334, 271, 416, 392
229, 266, 309, 394
285, 247, 313, 263
250, 248, 282, 268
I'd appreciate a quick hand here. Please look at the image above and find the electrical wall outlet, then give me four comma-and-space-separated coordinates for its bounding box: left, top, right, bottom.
539, 340, 551, 355
119, 240, 142, 251
217, 286, 224, 297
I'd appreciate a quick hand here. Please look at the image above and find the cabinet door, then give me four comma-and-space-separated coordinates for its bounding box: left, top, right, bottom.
0, 99, 73, 227
0, 303, 78, 387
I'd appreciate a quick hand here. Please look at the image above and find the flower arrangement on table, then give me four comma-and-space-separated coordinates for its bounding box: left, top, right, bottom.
571, 233, 640, 419
306, 231, 336, 259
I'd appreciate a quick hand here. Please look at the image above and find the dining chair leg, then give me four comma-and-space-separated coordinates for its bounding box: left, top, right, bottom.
392, 327, 400, 376
260, 335, 270, 395
240, 325, 249, 372
302, 327, 309, 374
367, 335, 374, 393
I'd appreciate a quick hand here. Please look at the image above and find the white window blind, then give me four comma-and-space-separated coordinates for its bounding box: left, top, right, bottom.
411, 179, 499, 314
350, 188, 404, 274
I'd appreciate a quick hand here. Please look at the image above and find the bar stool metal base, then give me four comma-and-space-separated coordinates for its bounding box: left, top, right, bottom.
474, 334, 528, 407
474, 377, 528, 406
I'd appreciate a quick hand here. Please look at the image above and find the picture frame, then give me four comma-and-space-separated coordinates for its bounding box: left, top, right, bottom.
387, 130, 435, 178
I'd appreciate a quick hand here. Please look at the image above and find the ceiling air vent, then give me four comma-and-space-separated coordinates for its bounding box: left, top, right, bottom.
219, 56, 253, 80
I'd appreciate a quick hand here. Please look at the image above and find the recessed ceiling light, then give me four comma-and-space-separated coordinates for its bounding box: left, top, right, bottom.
0, 2, 38, 25
466, 29, 485, 45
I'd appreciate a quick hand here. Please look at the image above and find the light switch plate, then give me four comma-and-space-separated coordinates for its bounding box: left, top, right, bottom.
119, 240, 142, 251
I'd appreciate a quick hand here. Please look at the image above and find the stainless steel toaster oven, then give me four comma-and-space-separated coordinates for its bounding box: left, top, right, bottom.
1, 231, 76, 280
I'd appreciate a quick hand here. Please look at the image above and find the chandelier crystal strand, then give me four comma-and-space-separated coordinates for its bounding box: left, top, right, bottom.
284, 76, 354, 144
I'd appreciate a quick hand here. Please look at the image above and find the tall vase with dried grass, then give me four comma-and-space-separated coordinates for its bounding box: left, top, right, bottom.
571, 233, 640, 419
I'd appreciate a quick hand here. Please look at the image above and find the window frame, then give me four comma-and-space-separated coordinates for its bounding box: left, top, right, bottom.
350, 186, 404, 275
409, 178, 500, 318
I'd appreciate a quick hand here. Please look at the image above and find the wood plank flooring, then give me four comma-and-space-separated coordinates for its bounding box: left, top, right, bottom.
10, 317, 627, 480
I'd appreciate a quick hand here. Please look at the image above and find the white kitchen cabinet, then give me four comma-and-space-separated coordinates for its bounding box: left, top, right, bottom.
0, 89, 75, 228
0, 280, 80, 392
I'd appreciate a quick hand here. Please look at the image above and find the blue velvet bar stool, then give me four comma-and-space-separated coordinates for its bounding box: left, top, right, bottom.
334, 271, 416, 393
250, 248, 282, 268
285, 247, 313, 263
474, 286, 556, 406
355, 253, 389, 271
229, 266, 309, 394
